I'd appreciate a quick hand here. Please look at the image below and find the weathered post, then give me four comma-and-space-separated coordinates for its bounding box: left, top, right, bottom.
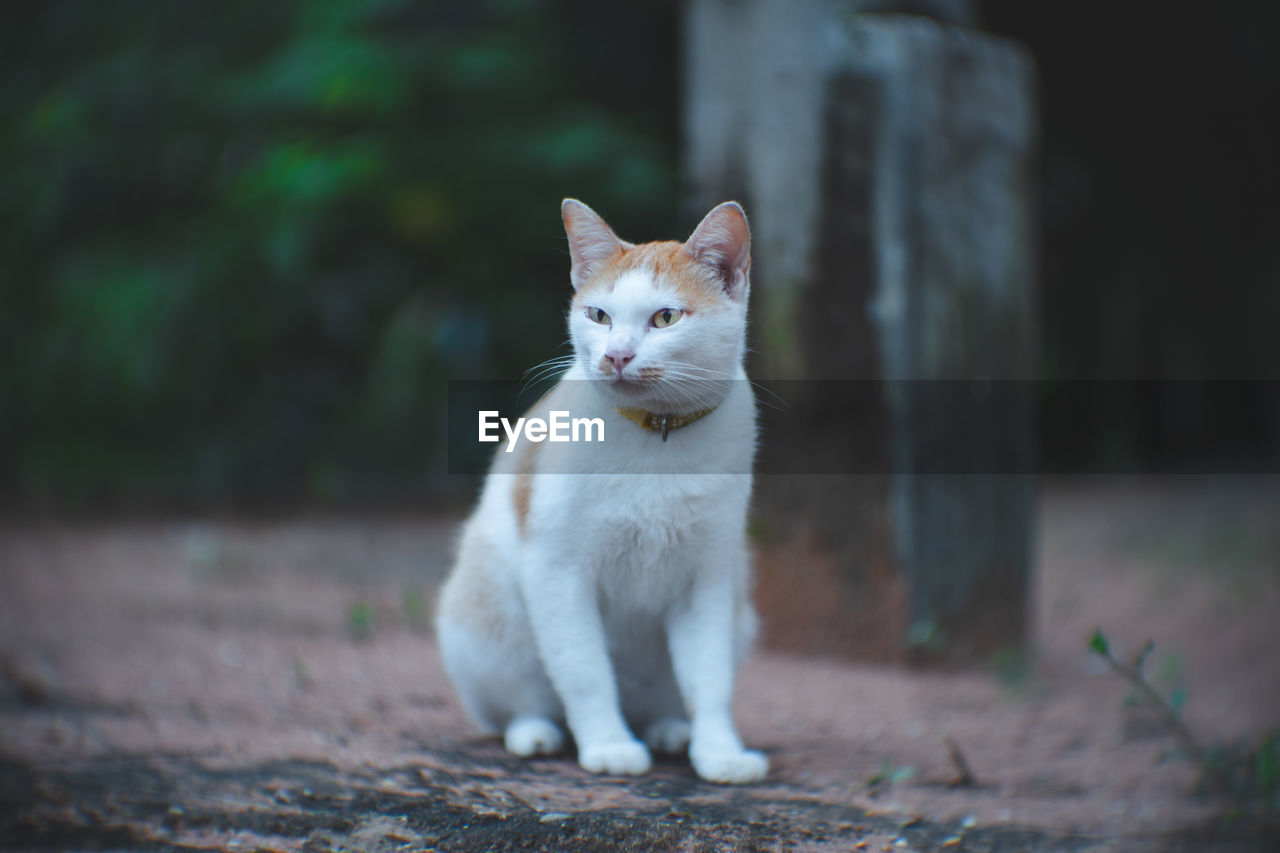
685, 0, 1038, 663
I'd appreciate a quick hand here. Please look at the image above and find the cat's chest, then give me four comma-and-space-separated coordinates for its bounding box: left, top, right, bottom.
542, 474, 739, 573
580, 494, 711, 610
577, 472, 725, 528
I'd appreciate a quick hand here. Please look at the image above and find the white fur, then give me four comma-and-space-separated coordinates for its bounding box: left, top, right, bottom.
437, 202, 766, 784
570, 265, 746, 416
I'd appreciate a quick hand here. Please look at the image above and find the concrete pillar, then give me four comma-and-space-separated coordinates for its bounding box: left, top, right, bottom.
685, 1, 1038, 663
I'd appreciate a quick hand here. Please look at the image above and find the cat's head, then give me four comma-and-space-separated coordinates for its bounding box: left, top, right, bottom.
561, 199, 751, 413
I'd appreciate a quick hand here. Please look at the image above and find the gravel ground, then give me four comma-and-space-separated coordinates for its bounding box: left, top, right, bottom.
1, 481, 1278, 851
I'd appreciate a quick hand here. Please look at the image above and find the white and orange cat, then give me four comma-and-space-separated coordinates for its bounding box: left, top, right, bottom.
436, 199, 766, 784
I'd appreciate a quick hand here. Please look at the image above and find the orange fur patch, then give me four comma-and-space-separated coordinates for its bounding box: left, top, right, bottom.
573, 241, 728, 314
511, 432, 542, 536
442, 534, 507, 642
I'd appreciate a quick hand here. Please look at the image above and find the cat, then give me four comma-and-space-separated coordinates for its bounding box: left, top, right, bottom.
435, 198, 766, 784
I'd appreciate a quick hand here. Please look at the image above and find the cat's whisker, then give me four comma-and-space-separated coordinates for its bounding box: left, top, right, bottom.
520, 374, 572, 397
519, 352, 578, 396
660, 360, 735, 380
646, 373, 724, 412
521, 366, 572, 386
661, 360, 791, 413
749, 382, 791, 413
653, 365, 730, 394
655, 363, 725, 382
736, 349, 794, 409
521, 353, 576, 379
523, 362, 574, 384
658, 387, 717, 405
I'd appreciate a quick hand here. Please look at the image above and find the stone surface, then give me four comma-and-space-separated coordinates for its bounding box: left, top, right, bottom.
685, 5, 1038, 661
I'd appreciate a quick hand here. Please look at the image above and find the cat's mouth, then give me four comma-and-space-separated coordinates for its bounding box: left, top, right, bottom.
607, 373, 647, 392
597, 361, 664, 388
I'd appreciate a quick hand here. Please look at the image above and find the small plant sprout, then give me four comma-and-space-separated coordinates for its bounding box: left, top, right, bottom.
347, 601, 376, 641
866, 759, 917, 795
1088, 629, 1218, 784
402, 586, 428, 632
1088, 627, 1269, 800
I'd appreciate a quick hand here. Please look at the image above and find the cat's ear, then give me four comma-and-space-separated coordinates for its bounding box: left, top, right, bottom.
682, 201, 751, 301
562, 199, 623, 291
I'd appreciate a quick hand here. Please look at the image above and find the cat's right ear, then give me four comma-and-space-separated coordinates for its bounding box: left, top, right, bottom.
562, 199, 623, 291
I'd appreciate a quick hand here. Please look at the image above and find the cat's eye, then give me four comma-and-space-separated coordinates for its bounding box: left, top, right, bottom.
586, 307, 611, 325
651, 308, 683, 328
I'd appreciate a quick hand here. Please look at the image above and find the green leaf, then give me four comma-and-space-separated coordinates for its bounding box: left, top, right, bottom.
1088, 628, 1110, 657
1258, 731, 1280, 793
906, 619, 940, 649
347, 601, 376, 640
1132, 640, 1155, 673
403, 586, 427, 632
889, 764, 917, 784
1169, 686, 1188, 717
1155, 653, 1184, 687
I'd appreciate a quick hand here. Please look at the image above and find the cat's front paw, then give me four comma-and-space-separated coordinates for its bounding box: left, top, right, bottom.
691, 748, 769, 784
578, 740, 652, 776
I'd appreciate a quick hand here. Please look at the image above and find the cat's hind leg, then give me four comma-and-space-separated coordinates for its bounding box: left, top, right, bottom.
619, 644, 690, 755
642, 717, 691, 755
504, 716, 565, 756
437, 616, 564, 748
436, 541, 563, 746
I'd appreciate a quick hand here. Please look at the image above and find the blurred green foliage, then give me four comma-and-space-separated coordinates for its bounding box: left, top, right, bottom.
1, 0, 679, 506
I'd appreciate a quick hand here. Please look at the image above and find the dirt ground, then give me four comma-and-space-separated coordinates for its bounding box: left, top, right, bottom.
2, 480, 1278, 851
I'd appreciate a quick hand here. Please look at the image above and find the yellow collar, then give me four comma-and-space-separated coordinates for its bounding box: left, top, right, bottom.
615, 406, 716, 441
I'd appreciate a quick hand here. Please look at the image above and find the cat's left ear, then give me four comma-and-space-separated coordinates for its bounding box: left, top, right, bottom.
683, 201, 751, 301
562, 199, 624, 291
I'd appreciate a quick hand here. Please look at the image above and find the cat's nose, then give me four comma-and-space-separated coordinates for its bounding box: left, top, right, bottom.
606, 349, 635, 372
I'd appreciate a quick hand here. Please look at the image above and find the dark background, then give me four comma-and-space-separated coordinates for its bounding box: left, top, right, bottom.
2, 0, 1276, 509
